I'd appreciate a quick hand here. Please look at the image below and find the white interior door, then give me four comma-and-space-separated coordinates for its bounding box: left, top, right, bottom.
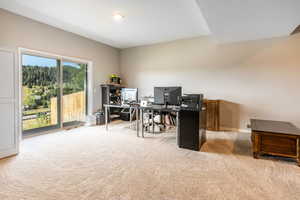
0, 49, 19, 159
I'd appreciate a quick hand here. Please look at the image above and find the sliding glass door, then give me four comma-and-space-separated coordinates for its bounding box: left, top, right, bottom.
62, 61, 87, 127
22, 54, 88, 134
22, 54, 61, 133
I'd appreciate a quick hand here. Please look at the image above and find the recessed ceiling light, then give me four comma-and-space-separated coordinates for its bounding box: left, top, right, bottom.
113, 13, 124, 21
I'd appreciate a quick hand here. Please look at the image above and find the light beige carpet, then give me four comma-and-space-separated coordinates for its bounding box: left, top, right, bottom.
0, 121, 300, 200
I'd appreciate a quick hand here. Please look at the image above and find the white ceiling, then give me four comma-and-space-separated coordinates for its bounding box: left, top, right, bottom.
197, 0, 300, 43
1, 0, 300, 48
0, 0, 210, 48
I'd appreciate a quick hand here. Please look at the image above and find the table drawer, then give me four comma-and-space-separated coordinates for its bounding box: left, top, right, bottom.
260, 134, 297, 156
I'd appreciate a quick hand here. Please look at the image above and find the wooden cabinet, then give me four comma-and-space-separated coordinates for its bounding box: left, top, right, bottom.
203, 100, 220, 131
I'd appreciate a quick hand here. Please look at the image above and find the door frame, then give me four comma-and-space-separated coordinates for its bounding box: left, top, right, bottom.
18, 48, 93, 137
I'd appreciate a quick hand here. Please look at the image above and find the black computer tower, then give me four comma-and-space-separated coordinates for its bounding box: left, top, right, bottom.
177, 94, 206, 151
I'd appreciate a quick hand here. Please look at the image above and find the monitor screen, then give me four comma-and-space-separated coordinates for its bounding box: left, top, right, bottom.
154, 87, 182, 105
121, 88, 138, 104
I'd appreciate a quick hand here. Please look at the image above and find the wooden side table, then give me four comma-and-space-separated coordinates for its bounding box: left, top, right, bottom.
250, 119, 300, 166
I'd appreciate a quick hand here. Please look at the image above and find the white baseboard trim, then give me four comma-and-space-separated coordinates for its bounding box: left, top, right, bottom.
0, 149, 18, 159
220, 126, 251, 133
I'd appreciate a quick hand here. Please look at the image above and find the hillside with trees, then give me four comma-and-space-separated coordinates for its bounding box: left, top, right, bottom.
22, 64, 86, 130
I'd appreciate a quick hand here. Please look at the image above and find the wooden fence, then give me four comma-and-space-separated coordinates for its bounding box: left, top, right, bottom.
50, 91, 86, 125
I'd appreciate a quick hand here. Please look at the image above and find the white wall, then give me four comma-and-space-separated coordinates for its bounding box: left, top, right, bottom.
0, 8, 120, 112
120, 36, 300, 129
2, 7, 300, 130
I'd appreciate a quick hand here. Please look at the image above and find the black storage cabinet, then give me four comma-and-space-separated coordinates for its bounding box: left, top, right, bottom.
101, 84, 124, 121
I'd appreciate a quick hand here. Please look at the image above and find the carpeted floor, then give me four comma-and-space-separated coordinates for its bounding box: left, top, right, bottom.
0, 121, 300, 200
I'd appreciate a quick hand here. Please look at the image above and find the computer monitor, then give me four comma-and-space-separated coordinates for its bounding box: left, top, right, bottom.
154, 87, 182, 106
121, 88, 138, 104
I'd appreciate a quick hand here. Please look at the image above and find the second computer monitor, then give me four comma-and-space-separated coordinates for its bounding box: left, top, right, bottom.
154, 87, 182, 106
121, 88, 138, 104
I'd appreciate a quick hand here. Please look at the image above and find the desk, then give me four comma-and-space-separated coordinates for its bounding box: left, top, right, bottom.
105, 104, 205, 151
104, 104, 179, 138
104, 104, 139, 136
138, 105, 180, 138
251, 119, 300, 166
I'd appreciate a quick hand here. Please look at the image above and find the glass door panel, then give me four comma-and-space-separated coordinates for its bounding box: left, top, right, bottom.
62, 61, 87, 127
22, 54, 60, 133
